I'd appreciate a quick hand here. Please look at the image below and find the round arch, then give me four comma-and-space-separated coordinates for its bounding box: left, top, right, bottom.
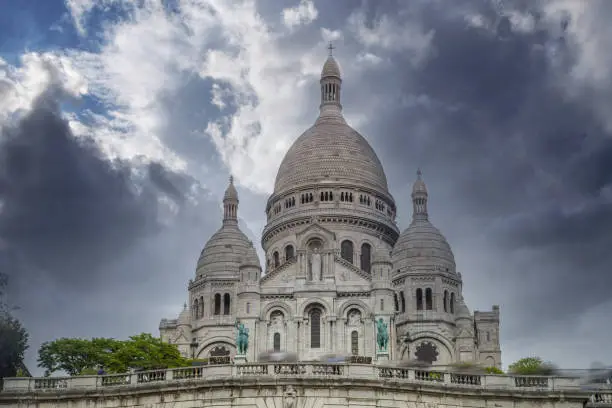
297, 232, 330, 250
260, 301, 293, 321
403, 331, 456, 364
299, 298, 332, 317
195, 337, 236, 359
338, 299, 372, 319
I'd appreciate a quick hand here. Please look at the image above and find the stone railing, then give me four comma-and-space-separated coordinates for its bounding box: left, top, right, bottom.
2, 362, 611, 400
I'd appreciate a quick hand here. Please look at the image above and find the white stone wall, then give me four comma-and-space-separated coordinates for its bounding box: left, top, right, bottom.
2, 367, 606, 408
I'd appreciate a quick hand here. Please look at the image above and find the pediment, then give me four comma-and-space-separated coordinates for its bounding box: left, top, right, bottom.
173, 331, 189, 344
296, 222, 336, 247
260, 263, 297, 287
456, 327, 474, 339
335, 259, 371, 285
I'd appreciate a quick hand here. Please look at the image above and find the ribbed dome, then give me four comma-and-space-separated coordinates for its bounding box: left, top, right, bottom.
240, 242, 262, 269
196, 223, 252, 278
456, 297, 471, 320
321, 55, 341, 78
392, 219, 456, 273
178, 304, 191, 325
273, 118, 389, 194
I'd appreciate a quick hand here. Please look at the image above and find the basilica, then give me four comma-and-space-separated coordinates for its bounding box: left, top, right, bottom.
159, 52, 502, 368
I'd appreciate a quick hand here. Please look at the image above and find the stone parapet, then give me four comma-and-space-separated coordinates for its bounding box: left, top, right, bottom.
2, 363, 611, 408
1, 363, 610, 396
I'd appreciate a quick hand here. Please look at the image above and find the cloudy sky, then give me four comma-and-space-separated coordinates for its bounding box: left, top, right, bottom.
1, 0, 611, 374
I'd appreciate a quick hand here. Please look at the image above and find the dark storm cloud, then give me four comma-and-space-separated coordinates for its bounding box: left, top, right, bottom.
0, 91, 159, 288
0, 86, 224, 374
347, 0, 612, 338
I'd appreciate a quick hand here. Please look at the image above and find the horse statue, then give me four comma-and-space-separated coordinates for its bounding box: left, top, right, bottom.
376, 318, 388, 352
235, 320, 249, 355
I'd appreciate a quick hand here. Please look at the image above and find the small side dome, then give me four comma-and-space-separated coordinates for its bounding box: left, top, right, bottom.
392, 222, 456, 273
197, 225, 252, 278
393, 169, 455, 274
321, 55, 341, 79
455, 296, 472, 320
196, 176, 252, 279
240, 241, 262, 269
178, 303, 191, 325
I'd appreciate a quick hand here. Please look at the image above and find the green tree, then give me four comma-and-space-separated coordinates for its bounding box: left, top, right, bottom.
37, 337, 122, 376
37, 333, 188, 376
106, 333, 189, 372
508, 357, 556, 375
0, 273, 30, 379
485, 366, 504, 374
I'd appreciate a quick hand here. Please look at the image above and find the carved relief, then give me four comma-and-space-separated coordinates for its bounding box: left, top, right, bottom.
283, 385, 297, 408
348, 309, 362, 326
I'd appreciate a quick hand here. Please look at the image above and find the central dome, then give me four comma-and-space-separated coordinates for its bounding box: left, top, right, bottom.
273, 117, 389, 194
273, 55, 389, 195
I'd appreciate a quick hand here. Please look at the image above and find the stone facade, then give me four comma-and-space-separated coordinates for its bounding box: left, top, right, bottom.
159, 53, 501, 368
2, 364, 611, 408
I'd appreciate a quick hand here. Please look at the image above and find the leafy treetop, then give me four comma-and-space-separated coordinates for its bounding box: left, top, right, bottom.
508, 357, 557, 375
37, 333, 190, 376
0, 272, 30, 379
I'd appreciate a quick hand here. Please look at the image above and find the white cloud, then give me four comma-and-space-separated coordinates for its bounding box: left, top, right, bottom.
347, 9, 434, 67
282, 0, 318, 29
540, 0, 612, 133
0, 52, 87, 123
7, 0, 396, 198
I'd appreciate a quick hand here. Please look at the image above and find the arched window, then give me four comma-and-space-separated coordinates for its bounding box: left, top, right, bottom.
310, 309, 321, 348
360, 243, 372, 272
193, 300, 198, 319
273, 251, 280, 268
443, 290, 448, 313
246, 302, 251, 314
351, 331, 359, 355
223, 293, 231, 315
416, 288, 423, 311
486, 331, 491, 342
285, 245, 295, 262
425, 288, 433, 310
394, 293, 399, 312
450, 292, 455, 314
214, 294, 221, 315
341, 240, 354, 264
273, 333, 281, 352
380, 298, 384, 311
400, 291, 406, 313
199, 296, 204, 318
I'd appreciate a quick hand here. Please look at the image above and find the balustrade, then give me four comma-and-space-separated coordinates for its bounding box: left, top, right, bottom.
2, 361, 611, 407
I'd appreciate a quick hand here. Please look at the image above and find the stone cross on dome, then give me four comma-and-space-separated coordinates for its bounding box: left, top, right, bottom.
327, 41, 335, 56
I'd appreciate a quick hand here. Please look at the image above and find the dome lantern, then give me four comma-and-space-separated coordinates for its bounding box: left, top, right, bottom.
319, 42, 342, 116
411, 169, 428, 222
223, 175, 239, 224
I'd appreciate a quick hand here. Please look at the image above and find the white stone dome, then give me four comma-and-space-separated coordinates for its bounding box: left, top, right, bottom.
273, 118, 390, 194
392, 170, 455, 274
196, 224, 252, 278
273, 53, 389, 196
240, 241, 262, 269
196, 176, 259, 278
392, 220, 456, 273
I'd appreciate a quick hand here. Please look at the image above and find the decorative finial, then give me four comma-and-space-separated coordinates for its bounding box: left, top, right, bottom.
183, 302, 187, 310
327, 41, 335, 56
229, 175, 234, 185
417, 168, 422, 179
